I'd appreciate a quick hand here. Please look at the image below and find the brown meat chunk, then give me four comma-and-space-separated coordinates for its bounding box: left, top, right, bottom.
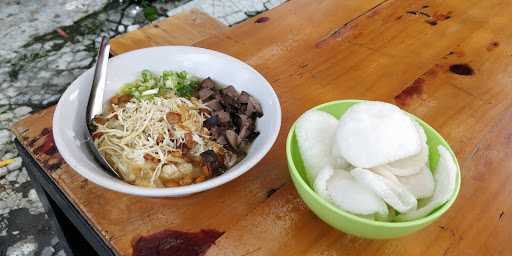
185, 133, 195, 148
238, 91, 251, 104
202, 164, 212, 177
233, 114, 252, 130
200, 150, 224, 176
225, 130, 240, 149
243, 95, 263, 118
238, 126, 250, 140
156, 135, 164, 144
223, 151, 238, 168
166, 112, 182, 124
199, 108, 211, 115
248, 95, 263, 117
194, 175, 206, 183
214, 110, 231, 124
179, 176, 193, 186
200, 77, 215, 89
199, 88, 215, 100
163, 180, 179, 187
216, 135, 228, 145
205, 99, 223, 111
92, 132, 103, 140
199, 81, 263, 155
111, 95, 132, 105
110, 95, 120, 105
246, 131, 260, 142
93, 116, 108, 125
144, 154, 159, 163
169, 150, 182, 158
221, 86, 239, 98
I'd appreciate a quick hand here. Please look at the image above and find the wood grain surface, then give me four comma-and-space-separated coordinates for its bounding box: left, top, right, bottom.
11, 0, 512, 255
109, 8, 226, 55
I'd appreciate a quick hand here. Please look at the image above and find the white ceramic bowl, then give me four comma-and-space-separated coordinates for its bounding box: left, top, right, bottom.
53, 46, 281, 197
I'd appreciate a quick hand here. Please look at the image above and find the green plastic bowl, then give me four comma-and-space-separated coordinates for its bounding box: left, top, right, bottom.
286, 100, 461, 239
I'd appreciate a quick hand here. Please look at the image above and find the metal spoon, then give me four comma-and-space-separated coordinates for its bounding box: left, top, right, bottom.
85, 36, 122, 179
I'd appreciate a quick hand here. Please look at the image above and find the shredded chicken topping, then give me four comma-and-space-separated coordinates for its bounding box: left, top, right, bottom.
93, 94, 227, 187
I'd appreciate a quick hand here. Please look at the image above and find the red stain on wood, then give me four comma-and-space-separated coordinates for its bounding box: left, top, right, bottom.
444, 51, 465, 58
395, 78, 425, 106
432, 11, 452, 21
367, 8, 380, 17
486, 41, 500, 51
394, 64, 446, 106
425, 20, 438, 26
41, 128, 50, 135
315, 24, 354, 48
46, 155, 65, 171
255, 17, 270, 23
406, 10, 430, 18
424, 66, 439, 78
34, 132, 56, 155
28, 128, 50, 147
27, 128, 65, 172
133, 229, 223, 256
425, 11, 452, 26
408, 9, 452, 26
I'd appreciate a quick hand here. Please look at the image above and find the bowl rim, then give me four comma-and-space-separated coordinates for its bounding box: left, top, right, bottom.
53, 45, 282, 197
286, 99, 461, 227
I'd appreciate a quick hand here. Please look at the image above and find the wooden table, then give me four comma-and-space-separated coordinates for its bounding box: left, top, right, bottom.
11, 0, 512, 255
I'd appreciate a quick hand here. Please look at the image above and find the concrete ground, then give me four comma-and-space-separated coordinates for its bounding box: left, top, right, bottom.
0, 0, 285, 255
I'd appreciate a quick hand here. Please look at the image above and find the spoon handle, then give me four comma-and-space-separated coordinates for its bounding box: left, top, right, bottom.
86, 36, 110, 123
84, 36, 122, 179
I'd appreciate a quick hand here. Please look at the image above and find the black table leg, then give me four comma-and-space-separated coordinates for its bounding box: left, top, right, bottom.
15, 140, 115, 256
19, 161, 75, 256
